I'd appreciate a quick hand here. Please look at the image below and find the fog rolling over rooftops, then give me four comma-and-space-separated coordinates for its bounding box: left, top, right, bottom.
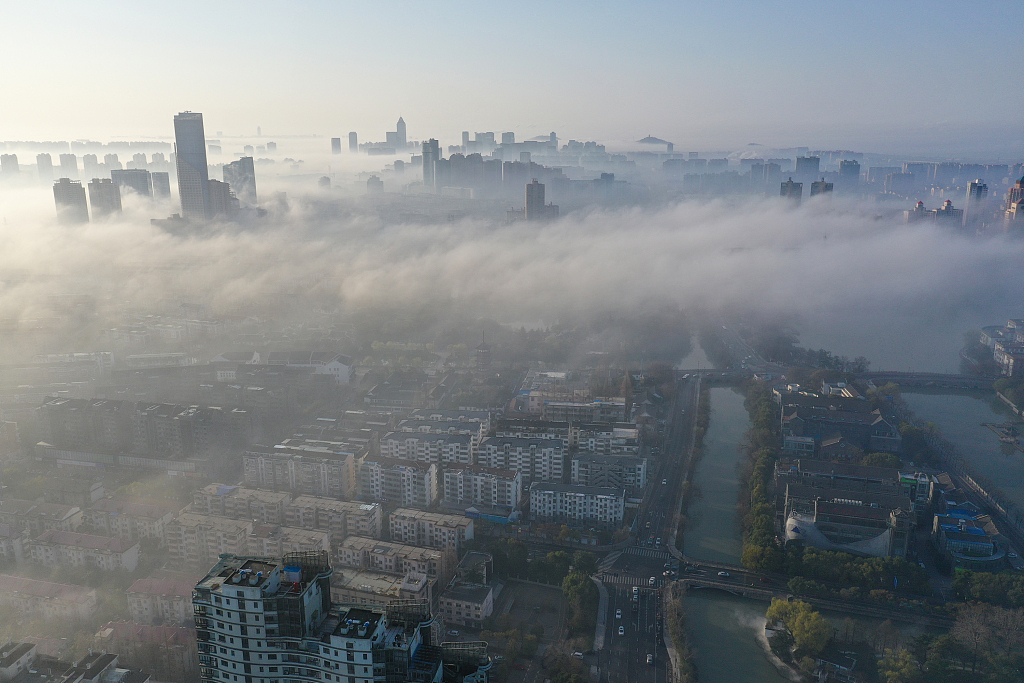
0, 171, 1022, 371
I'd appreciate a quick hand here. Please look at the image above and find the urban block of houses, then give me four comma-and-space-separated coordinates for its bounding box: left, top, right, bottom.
127, 576, 196, 626
26, 529, 140, 571
0, 574, 98, 620
388, 509, 474, 552
82, 498, 179, 543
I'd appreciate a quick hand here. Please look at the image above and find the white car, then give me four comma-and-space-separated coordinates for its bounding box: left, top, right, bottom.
648, 576, 656, 585
662, 479, 668, 485
646, 654, 654, 665
618, 626, 625, 636
717, 571, 730, 578
615, 609, 622, 619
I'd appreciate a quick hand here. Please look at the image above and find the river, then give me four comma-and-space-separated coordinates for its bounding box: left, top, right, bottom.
903, 392, 1024, 510
682, 386, 791, 682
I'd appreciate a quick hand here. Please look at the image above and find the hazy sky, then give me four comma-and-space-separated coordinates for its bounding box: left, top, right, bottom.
3, 1, 1021, 156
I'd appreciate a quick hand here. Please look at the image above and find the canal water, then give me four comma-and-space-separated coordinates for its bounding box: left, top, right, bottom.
682, 386, 792, 682
902, 392, 1024, 510
682, 387, 746, 565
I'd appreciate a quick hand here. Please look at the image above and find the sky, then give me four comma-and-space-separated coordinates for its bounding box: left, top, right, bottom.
2, 0, 1021, 157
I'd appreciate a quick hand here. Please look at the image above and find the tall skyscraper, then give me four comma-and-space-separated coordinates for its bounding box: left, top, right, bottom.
36, 153, 53, 182
525, 179, 558, 220
53, 178, 89, 224
780, 177, 803, 202
174, 111, 211, 220
82, 154, 100, 178
331, 137, 341, 154
0, 154, 19, 174
525, 179, 545, 220
207, 179, 239, 217
59, 153, 78, 179
87, 178, 122, 216
223, 157, 257, 206
396, 117, 407, 150
964, 179, 989, 228
795, 156, 820, 176
349, 132, 358, 152
151, 171, 171, 198
104, 153, 121, 170
422, 138, 440, 190
501, 132, 515, 145
111, 168, 153, 197
839, 159, 860, 186
809, 178, 833, 197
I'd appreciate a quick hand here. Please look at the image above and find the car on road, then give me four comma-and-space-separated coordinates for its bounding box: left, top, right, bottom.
717, 571, 730, 578
1010, 552, 1019, 559
662, 478, 668, 485
571, 652, 584, 659
618, 626, 625, 636
646, 654, 654, 665
649, 576, 656, 585
656, 537, 662, 547
447, 630, 460, 636
633, 585, 639, 594
663, 570, 675, 577
615, 609, 622, 619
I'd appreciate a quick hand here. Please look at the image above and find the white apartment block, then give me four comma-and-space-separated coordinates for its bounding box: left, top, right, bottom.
577, 423, 640, 455
127, 576, 195, 626
164, 513, 253, 568
0, 574, 97, 620
388, 509, 474, 553
360, 457, 437, 508
193, 484, 292, 525
541, 398, 627, 423
571, 454, 648, 491
380, 432, 474, 465
396, 418, 486, 449
242, 443, 360, 499
26, 529, 140, 571
443, 465, 522, 510
437, 584, 494, 627
335, 536, 452, 583
248, 525, 330, 557
529, 483, 625, 529
82, 499, 179, 543
285, 497, 383, 540
409, 408, 492, 434
477, 436, 564, 484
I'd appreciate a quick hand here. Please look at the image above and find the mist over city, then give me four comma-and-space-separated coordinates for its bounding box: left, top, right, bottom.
1, 3, 1023, 683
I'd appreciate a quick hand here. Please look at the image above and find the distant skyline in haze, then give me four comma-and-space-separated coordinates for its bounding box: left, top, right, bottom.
2, 0, 1021, 158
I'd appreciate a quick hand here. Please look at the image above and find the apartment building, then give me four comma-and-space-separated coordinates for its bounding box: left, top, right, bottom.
379, 432, 474, 465
359, 456, 438, 508
242, 440, 363, 499
571, 454, 648, 491
529, 483, 626, 529
163, 513, 252, 568
476, 436, 564, 484
192, 484, 291, 525
285, 497, 383, 540
247, 525, 330, 557
82, 499, 179, 543
442, 465, 522, 509
26, 529, 140, 571
335, 536, 452, 584
127, 576, 195, 625
388, 509, 474, 552
0, 574, 97, 620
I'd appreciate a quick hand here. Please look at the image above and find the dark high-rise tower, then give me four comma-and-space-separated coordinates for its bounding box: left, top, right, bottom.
174, 111, 211, 219
525, 179, 545, 220
422, 139, 440, 190
780, 177, 802, 203
396, 117, 407, 150
349, 132, 358, 152
88, 178, 122, 216
53, 178, 89, 224
331, 137, 341, 154
111, 169, 153, 197
809, 178, 833, 197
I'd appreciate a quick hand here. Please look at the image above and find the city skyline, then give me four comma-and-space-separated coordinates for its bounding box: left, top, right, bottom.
1, 1, 1021, 158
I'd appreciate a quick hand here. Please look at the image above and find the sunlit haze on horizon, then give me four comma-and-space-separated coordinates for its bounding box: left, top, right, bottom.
2, 0, 1022, 157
